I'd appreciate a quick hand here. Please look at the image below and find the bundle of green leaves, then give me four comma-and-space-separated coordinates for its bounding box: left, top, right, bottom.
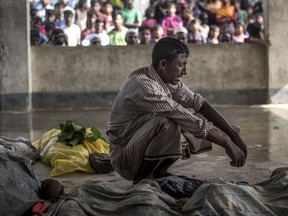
58, 120, 103, 147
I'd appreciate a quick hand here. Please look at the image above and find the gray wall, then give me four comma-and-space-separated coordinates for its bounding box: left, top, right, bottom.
0, 0, 31, 111
30, 43, 268, 109
1, 0, 288, 111
268, 0, 288, 103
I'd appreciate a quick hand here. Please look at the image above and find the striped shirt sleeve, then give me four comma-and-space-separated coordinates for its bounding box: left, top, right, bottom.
132, 77, 212, 138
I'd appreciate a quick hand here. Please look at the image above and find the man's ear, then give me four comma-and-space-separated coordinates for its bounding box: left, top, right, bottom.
159, 59, 166, 71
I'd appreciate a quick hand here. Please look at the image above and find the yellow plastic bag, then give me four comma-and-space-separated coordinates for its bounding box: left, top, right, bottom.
33, 129, 110, 176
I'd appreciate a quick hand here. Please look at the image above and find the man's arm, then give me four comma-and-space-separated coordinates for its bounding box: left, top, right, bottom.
206, 128, 246, 167
199, 100, 248, 157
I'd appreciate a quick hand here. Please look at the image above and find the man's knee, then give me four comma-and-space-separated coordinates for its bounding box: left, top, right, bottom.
153, 116, 180, 132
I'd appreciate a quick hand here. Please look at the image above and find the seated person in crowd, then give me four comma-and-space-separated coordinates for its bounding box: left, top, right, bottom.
106, 37, 247, 185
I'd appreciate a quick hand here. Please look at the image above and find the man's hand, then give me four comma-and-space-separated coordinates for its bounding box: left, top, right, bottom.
225, 140, 246, 167
230, 133, 248, 158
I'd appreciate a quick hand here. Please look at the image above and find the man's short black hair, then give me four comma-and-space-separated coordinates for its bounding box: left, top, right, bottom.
152, 37, 189, 68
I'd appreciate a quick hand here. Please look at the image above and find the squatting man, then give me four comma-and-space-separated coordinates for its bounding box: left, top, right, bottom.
106, 37, 247, 184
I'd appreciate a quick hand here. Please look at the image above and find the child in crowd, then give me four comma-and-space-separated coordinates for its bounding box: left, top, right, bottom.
90, 0, 109, 30
151, 24, 164, 43
75, 0, 90, 31
122, 0, 142, 30
207, 25, 220, 44
142, 7, 157, 39
83, 18, 109, 46
102, 2, 114, 32
81, 10, 97, 40
63, 9, 81, 46
54, 2, 65, 29
108, 11, 128, 46
138, 26, 152, 45
233, 22, 248, 43
187, 19, 206, 44
199, 12, 210, 41
162, 3, 183, 37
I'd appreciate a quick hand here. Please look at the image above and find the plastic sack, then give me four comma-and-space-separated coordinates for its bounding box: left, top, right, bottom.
33, 129, 110, 176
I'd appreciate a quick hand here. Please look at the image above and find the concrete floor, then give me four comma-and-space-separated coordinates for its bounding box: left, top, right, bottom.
1, 105, 288, 190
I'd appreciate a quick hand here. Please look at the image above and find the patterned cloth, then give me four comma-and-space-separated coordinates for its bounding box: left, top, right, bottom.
46, 172, 288, 216
106, 65, 213, 145
106, 65, 213, 180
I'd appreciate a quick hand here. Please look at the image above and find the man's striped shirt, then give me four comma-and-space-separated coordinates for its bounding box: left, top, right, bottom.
106, 65, 213, 145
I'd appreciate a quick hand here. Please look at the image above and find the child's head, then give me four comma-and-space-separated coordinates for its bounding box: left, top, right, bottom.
78, 0, 89, 10
45, 22, 55, 39
103, 2, 113, 15
92, 0, 101, 13
112, 11, 123, 28
32, 17, 42, 30
64, 10, 74, 26
219, 32, 231, 43
95, 18, 105, 33
246, 4, 254, 15
139, 26, 151, 44
51, 29, 68, 46
30, 29, 40, 46
188, 19, 201, 33
234, 22, 244, 35
167, 3, 177, 16
87, 10, 97, 28
199, 12, 209, 25
145, 6, 155, 19
46, 9, 55, 23
154, 24, 164, 39
209, 25, 220, 39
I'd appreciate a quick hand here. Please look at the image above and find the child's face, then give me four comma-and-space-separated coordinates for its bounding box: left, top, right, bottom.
105, 4, 113, 14
155, 27, 164, 38
168, 4, 177, 16
114, 14, 123, 27
49, 15, 55, 22
140, 29, 151, 44
235, 24, 244, 35
90, 14, 97, 25
93, 3, 101, 12
65, 14, 74, 24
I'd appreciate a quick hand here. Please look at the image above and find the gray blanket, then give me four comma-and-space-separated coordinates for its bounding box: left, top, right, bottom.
47, 172, 288, 216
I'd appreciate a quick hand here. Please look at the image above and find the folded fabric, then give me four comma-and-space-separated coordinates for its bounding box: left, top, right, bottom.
33, 129, 110, 176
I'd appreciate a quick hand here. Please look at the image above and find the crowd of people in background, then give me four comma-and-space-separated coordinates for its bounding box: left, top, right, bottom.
30, 0, 266, 46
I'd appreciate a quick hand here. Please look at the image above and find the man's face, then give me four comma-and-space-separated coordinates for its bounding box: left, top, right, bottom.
175, 32, 187, 44
159, 54, 188, 85
139, 29, 151, 44
126, 32, 138, 45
